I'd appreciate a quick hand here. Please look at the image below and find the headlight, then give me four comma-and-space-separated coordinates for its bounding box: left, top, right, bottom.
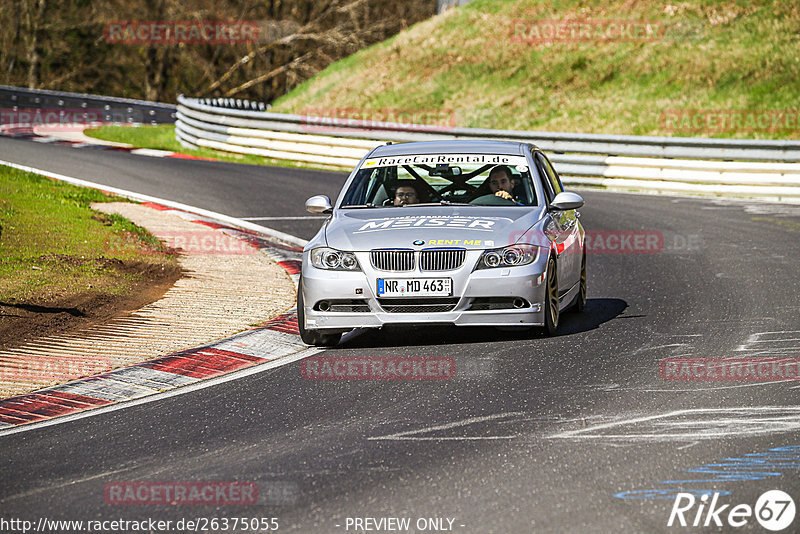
311, 247, 361, 271
476, 245, 539, 269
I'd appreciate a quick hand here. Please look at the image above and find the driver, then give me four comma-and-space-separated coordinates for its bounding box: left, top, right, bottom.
393, 181, 420, 206
488, 165, 517, 201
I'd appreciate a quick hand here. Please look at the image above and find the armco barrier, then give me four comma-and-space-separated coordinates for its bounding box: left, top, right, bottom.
0, 85, 176, 125
176, 95, 800, 201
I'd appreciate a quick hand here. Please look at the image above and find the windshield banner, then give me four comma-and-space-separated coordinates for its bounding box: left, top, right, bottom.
362, 154, 529, 168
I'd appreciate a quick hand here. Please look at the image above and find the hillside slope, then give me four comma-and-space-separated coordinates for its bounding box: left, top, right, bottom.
272, 0, 800, 139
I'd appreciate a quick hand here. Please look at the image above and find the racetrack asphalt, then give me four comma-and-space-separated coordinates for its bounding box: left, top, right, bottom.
2, 135, 800, 532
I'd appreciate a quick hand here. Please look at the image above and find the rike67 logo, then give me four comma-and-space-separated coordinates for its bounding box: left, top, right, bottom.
668, 490, 795, 531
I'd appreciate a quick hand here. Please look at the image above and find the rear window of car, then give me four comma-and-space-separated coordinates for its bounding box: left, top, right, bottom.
341, 154, 538, 207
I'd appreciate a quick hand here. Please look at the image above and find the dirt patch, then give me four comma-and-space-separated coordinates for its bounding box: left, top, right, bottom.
0, 258, 182, 351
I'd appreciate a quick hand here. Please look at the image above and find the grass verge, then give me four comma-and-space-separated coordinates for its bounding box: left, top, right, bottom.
0, 164, 178, 305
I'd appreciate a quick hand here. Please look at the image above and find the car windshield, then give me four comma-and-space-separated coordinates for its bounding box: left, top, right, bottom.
340, 153, 538, 207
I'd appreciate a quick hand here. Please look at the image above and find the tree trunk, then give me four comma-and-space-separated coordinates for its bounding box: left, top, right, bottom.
24, 0, 47, 88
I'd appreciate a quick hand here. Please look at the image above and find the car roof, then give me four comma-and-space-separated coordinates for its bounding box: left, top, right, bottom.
367, 140, 536, 158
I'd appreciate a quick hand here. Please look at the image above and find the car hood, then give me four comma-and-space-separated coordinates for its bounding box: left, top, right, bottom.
325, 206, 548, 251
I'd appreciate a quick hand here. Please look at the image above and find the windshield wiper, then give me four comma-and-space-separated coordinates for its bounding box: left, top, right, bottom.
409, 201, 470, 207
341, 203, 377, 209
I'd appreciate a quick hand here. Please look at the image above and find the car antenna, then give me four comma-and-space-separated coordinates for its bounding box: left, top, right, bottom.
385, 141, 393, 145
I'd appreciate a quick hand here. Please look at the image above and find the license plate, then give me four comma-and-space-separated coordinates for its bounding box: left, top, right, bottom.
377, 278, 452, 297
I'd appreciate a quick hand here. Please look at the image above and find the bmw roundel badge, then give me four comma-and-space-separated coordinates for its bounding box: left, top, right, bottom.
413, 240, 425, 246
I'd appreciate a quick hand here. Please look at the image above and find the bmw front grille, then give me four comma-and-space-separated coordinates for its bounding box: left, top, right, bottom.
419, 249, 466, 271
370, 248, 466, 272
370, 249, 415, 271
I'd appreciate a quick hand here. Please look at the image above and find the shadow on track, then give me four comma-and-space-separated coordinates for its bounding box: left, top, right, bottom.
0, 301, 85, 316
336, 298, 627, 349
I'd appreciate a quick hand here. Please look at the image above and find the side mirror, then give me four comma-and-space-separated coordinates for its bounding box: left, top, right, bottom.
305, 195, 333, 214
550, 191, 584, 211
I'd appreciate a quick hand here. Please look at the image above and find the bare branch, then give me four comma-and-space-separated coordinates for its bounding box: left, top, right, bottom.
223, 51, 314, 97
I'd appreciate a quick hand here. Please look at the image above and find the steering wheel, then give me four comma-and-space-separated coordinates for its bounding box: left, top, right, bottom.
468, 193, 517, 206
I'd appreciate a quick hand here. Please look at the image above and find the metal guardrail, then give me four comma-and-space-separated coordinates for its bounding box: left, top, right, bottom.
177, 96, 800, 161
176, 95, 800, 201
0, 85, 176, 125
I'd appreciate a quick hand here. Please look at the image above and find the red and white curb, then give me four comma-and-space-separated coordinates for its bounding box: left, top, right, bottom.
0, 188, 314, 434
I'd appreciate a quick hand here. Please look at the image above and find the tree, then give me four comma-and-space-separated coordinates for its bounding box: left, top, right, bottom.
0, 0, 435, 103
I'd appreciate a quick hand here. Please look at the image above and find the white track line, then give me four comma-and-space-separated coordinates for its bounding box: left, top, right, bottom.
368, 412, 528, 441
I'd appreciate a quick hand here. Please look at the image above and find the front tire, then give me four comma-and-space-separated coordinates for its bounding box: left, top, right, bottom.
542, 256, 559, 336
297, 279, 341, 347
572, 248, 586, 313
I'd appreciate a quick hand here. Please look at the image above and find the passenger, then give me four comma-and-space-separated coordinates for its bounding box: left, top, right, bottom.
488, 165, 517, 201
393, 181, 420, 206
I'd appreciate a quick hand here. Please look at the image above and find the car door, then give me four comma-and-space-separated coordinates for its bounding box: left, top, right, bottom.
535, 151, 580, 296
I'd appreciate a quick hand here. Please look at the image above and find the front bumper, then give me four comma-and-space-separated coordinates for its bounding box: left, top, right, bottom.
301, 249, 549, 331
